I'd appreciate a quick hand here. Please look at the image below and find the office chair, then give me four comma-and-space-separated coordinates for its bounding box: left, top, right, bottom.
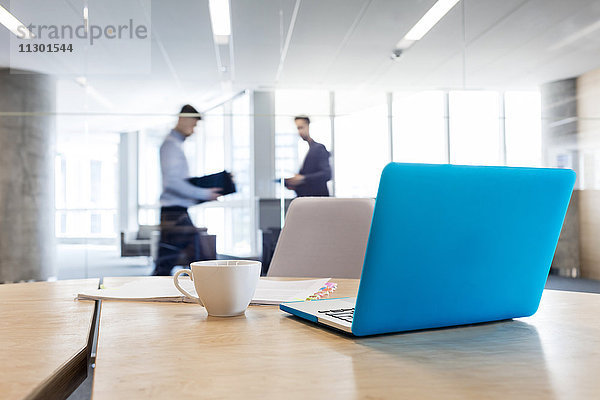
267, 197, 375, 279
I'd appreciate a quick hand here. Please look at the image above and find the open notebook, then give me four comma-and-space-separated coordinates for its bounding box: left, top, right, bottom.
75, 277, 335, 305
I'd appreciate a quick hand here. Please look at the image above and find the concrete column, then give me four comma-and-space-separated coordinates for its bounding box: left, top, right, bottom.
0, 69, 56, 282
251, 91, 276, 198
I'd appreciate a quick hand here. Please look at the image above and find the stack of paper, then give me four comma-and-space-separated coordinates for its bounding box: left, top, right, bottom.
76, 277, 331, 305
252, 278, 330, 305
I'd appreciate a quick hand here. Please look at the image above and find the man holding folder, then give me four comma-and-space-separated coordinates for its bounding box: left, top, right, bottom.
152, 105, 221, 276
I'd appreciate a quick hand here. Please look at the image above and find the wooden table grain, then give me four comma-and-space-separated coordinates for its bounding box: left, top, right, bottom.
92, 277, 600, 399
0, 279, 99, 400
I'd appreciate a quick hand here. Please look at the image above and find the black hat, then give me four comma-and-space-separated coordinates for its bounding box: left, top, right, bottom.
179, 104, 202, 120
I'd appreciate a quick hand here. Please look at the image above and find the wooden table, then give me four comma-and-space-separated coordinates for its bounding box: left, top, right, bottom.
0, 279, 99, 400
92, 277, 600, 399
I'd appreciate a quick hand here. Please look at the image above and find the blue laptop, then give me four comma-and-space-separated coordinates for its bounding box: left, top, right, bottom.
280, 162, 575, 336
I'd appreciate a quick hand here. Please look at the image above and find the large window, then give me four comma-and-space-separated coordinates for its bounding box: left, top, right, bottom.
392, 91, 446, 163
55, 131, 119, 239
199, 106, 225, 175
190, 93, 256, 256
335, 92, 389, 198
231, 94, 252, 199
224, 94, 255, 255
449, 91, 502, 166
505, 91, 542, 167
188, 106, 226, 253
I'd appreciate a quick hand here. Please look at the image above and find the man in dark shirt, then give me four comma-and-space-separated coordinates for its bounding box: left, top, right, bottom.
285, 115, 332, 197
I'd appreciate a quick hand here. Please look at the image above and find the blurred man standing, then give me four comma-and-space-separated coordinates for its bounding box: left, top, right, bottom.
152, 104, 221, 276
285, 115, 332, 197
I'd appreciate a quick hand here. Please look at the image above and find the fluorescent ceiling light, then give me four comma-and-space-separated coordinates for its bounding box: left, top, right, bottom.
0, 4, 34, 39
83, 6, 89, 33
549, 19, 600, 51
214, 35, 229, 45
401, 0, 460, 43
208, 0, 231, 36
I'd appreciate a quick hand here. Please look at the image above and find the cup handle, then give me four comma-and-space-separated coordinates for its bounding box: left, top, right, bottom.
173, 269, 204, 306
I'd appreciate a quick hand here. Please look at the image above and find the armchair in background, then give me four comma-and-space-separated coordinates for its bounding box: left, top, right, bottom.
122, 224, 217, 267
120, 225, 160, 257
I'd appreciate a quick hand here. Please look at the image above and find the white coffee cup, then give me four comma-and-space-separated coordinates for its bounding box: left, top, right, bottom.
173, 260, 261, 317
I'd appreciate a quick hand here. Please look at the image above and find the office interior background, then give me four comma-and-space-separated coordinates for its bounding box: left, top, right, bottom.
0, 0, 599, 283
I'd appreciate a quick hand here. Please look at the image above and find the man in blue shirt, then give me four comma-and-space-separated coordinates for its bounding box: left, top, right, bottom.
152, 105, 221, 276
285, 115, 332, 197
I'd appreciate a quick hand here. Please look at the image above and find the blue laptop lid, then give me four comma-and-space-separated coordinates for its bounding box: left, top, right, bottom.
352, 163, 575, 336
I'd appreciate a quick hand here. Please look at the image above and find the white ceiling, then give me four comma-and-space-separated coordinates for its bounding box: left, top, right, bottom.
2, 0, 600, 131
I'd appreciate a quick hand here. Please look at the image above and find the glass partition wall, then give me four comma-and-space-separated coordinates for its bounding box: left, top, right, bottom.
1, 0, 599, 282
47, 88, 544, 279
0, 88, 572, 280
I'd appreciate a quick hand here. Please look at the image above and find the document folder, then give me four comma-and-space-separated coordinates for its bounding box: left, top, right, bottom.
188, 170, 236, 202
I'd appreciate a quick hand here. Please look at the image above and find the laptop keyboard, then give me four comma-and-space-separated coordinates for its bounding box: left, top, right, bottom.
318, 308, 355, 323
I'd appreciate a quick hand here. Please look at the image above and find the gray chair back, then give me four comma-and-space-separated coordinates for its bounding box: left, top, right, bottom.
267, 197, 375, 279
